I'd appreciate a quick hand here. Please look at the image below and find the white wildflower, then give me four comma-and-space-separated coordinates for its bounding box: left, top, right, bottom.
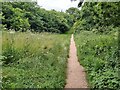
9, 31, 15, 34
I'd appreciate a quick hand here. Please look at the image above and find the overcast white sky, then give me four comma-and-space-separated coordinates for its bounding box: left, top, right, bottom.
37, 0, 80, 12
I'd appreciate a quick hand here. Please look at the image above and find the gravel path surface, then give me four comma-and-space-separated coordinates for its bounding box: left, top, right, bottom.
65, 34, 88, 88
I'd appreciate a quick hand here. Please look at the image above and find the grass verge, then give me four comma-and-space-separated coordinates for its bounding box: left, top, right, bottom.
74, 31, 119, 89
2, 31, 70, 88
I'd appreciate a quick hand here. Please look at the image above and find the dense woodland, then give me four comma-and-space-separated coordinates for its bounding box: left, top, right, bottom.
1, 2, 75, 33
73, 2, 120, 33
1, 1, 120, 89
1, 2, 120, 33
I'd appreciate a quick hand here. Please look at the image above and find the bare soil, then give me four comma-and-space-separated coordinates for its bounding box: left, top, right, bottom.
65, 34, 88, 88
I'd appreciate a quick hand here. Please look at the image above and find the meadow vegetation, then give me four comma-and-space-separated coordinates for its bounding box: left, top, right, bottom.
74, 31, 119, 89
2, 31, 70, 88
1, 1, 120, 89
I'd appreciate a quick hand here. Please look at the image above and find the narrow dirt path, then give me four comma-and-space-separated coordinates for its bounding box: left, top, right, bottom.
65, 34, 88, 88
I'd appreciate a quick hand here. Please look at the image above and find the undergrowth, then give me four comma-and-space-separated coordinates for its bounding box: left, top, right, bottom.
74, 31, 120, 89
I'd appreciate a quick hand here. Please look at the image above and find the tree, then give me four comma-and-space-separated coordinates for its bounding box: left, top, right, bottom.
2, 2, 73, 33
66, 7, 81, 21
73, 2, 120, 33
2, 2, 30, 31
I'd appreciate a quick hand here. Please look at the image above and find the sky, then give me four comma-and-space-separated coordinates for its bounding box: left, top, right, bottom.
37, 0, 80, 12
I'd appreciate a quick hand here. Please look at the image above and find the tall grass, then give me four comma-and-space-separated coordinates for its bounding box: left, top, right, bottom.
74, 31, 119, 89
2, 31, 70, 88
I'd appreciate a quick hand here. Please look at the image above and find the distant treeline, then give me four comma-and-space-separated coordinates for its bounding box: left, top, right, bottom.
1, 2, 120, 33
1, 2, 75, 33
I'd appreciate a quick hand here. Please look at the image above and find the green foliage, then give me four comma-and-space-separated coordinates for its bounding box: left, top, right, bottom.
74, 2, 120, 33
74, 31, 120, 89
11, 8, 30, 32
2, 2, 74, 33
2, 2, 30, 31
2, 31, 70, 88
72, 2, 120, 88
66, 7, 81, 21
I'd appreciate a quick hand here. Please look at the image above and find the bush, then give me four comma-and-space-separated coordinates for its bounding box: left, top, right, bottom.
75, 31, 120, 89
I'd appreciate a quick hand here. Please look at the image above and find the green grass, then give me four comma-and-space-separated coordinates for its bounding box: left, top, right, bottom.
2, 31, 70, 88
74, 31, 120, 89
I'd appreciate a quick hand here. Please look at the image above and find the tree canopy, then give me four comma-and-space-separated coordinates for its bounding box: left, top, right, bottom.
73, 2, 120, 33
2, 2, 74, 33
1, 1, 120, 34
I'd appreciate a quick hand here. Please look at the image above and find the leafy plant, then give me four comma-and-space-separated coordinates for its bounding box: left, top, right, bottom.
75, 31, 119, 89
